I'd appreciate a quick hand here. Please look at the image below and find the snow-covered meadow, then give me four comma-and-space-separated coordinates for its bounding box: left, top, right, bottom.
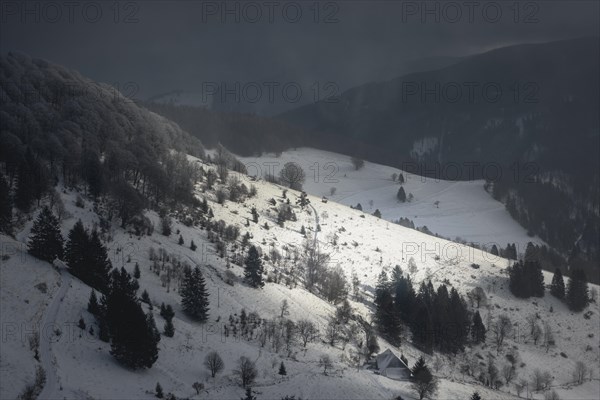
1, 156, 598, 400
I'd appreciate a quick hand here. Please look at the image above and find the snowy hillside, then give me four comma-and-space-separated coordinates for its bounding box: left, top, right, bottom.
1, 157, 598, 400
238, 148, 543, 252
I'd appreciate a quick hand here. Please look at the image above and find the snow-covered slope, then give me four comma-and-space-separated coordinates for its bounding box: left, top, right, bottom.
238, 148, 544, 252
1, 158, 598, 400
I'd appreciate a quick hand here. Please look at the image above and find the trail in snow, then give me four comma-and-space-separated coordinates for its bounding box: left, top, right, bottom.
38, 260, 72, 400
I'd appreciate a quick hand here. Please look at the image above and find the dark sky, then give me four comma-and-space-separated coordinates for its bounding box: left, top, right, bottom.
1, 0, 598, 113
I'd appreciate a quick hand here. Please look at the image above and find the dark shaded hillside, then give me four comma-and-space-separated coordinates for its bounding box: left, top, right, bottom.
144, 102, 307, 156
0, 53, 206, 226
279, 37, 600, 275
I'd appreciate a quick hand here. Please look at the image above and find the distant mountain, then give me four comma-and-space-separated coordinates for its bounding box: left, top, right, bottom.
145, 55, 462, 117
279, 37, 600, 274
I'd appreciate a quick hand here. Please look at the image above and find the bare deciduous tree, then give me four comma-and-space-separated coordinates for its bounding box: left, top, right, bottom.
204, 351, 224, 378
235, 356, 257, 387
319, 354, 333, 375
350, 156, 364, 170
573, 361, 588, 384
531, 369, 553, 391
532, 324, 543, 345
297, 319, 318, 347
492, 314, 512, 353
280, 299, 289, 318
502, 364, 517, 385
543, 322, 555, 353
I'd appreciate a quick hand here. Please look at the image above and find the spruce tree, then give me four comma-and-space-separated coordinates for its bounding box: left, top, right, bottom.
244, 245, 264, 288
241, 388, 256, 400
550, 268, 565, 299
180, 267, 210, 321
528, 260, 545, 297
470, 392, 482, 400
490, 244, 499, 256
155, 382, 163, 398
397, 187, 407, 202
106, 268, 159, 369
508, 260, 544, 298
28, 206, 64, 263
566, 269, 589, 312
394, 273, 416, 323
471, 310, 486, 344
88, 229, 112, 292
279, 361, 287, 376
141, 289, 151, 304
375, 271, 400, 345
411, 302, 433, 353
164, 318, 174, 337
178, 235, 184, 245
88, 290, 99, 315
0, 173, 12, 234
411, 356, 427, 378
65, 220, 89, 280
134, 263, 141, 279
164, 305, 175, 322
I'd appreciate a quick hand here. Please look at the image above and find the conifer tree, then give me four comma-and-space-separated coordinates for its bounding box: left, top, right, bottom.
374, 271, 400, 345
88, 229, 112, 292
180, 267, 210, 321
470, 392, 482, 400
490, 244, 499, 256
28, 206, 64, 263
411, 356, 427, 377
88, 290, 99, 315
244, 245, 264, 288
566, 269, 589, 312
471, 310, 486, 344
508, 260, 544, 298
65, 220, 89, 280
397, 187, 407, 202
0, 173, 12, 234
410, 357, 438, 400
134, 263, 141, 279
178, 235, 184, 245
106, 268, 159, 369
155, 382, 163, 398
241, 387, 256, 400
550, 268, 565, 299
279, 361, 287, 376
164, 318, 175, 337
411, 301, 433, 354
